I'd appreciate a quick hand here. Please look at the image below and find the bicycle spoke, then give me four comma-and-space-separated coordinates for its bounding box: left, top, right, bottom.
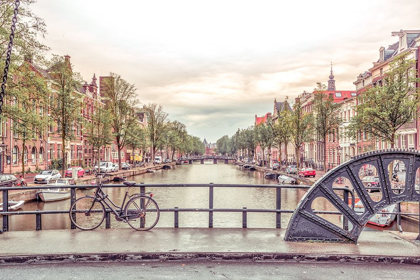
124, 196, 160, 231
69, 196, 105, 230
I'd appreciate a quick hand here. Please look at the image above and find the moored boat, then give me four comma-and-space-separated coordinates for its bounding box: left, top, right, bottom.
354, 200, 397, 227
0, 200, 25, 211
112, 176, 127, 182
162, 165, 171, 170
278, 175, 297, 185
264, 172, 277, 179
146, 169, 156, 173
37, 178, 73, 202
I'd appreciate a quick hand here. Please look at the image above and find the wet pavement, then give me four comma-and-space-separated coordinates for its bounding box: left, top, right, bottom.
0, 228, 419, 265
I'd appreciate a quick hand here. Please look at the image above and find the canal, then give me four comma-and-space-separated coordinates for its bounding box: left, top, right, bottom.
7, 162, 419, 233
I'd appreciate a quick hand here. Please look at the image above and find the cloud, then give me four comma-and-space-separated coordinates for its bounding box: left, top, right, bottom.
32, 0, 420, 143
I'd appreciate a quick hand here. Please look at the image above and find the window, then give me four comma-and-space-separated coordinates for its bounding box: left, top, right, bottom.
24, 147, 28, 165
31, 147, 37, 164
408, 134, 414, 148
351, 92, 356, 97
39, 147, 44, 164
335, 92, 342, 98
12, 146, 18, 164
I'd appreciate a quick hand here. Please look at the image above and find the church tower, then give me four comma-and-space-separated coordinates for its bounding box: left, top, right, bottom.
327, 62, 336, 91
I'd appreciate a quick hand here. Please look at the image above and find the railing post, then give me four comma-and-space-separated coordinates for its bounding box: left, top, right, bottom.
417, 202, 420, 241
242, 207, 247, 228
209, 183, 214, 228
140, 183, 145, 228
36, 210, 42, 231
343, 188, 349, 231
2, 189, 9, 232
174, 207, 179, 228
70, 188, 76, 229
105, 211, 111, 228
276, 187, 281, 228
397, 202, 403, 232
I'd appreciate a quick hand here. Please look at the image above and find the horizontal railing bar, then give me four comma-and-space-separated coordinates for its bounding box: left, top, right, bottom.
0, 184, 360, 191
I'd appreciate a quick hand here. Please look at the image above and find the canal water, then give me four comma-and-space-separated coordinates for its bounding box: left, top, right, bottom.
7, 162, 419, 233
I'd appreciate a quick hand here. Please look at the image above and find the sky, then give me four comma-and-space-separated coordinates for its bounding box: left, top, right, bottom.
30, 0, 420, 143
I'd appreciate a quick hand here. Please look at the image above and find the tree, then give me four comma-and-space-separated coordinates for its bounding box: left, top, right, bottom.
348, 53, 420, 148
101, 73, 138, 167
163, 120, 187, 160
290, 98, 313, 170
313, 82, 342, 171
0, 0, 49, 69
255, 119, 275, 167
216, 135, 230, 156
47, 55, 83, 174
240, 127, 258, 161
273, 108, 293, 164
143, 103, 169, 161
84, 106, 113, 168
125, 124, 147, 163
3, 62, 49, 175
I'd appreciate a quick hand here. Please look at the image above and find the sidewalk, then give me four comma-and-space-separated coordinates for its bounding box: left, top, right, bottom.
0, 228, 419, 264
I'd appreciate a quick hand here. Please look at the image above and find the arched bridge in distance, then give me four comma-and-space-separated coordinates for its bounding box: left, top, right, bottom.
180, 156, 236, 165
285, 149, 420, 243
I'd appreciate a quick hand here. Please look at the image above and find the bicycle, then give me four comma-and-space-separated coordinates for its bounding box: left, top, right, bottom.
69, 173, 160, 231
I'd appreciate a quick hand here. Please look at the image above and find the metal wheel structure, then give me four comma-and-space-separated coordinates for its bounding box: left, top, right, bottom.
69, 196, 106, 230
285, 149, 420, 243
124, 195, 160, 231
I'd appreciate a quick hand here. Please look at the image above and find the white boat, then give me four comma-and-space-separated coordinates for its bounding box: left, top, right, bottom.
37, 178, 74, 202
354, 200, 397, 227
0, 200, 25, 211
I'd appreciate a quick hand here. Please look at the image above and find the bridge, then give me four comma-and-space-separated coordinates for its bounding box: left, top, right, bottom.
0, 150, 419, 265
180, 156, 236, 164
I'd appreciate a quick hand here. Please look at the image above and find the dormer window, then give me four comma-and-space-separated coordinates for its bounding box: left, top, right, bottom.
379, 47, 385, 62
399, 34, 407, 51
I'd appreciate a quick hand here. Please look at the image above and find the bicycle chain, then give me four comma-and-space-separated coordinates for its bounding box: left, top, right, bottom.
0, 0, 21, 114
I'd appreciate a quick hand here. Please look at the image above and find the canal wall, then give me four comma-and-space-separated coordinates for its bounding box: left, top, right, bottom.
1, 163, 176, 203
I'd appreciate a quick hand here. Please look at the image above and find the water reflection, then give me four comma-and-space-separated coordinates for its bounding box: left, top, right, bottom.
7, 162, 419, 232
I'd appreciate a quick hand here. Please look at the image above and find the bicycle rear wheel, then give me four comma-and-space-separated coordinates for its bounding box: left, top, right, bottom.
69, 196, 105, 230
124, 195, 160, 231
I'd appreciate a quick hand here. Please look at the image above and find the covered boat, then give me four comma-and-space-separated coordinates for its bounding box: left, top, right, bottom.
0, 200, 24, 211
354, 200, 397, 227
37, 178, 74, 202
264, 172, 278, 179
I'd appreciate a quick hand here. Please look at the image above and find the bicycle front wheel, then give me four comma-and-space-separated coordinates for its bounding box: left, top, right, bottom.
69, 196, 105, 230
124, 195, 160, 231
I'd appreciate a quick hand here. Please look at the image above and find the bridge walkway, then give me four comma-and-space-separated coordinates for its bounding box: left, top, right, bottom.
0, 228, 419, 264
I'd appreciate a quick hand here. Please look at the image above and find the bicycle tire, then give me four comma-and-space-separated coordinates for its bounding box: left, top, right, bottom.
124, 195, 160, 231
69, 196, 105, 230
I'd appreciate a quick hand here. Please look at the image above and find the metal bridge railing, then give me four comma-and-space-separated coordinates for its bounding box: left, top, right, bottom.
0, 182, 417, 232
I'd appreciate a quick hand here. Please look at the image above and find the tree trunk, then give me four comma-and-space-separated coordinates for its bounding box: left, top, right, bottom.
323, 137, 327, 172
21, 138, 26, 177
295, 146, 300, 170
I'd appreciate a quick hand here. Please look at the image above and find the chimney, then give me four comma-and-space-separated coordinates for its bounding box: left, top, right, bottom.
64, 55, 71, 63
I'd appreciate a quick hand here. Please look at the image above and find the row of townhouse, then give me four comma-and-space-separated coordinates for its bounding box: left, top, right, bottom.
0, 55, 147, 174
254, 29, 420, 170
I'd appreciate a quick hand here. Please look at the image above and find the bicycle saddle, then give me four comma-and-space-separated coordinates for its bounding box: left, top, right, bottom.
123, 181, 137, 187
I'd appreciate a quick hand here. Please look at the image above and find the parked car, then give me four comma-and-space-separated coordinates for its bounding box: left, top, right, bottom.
112, 163, 119, 172
286, 165, 298, 174
0, 174, 17, 186
121, 162, 131, 170
272, 163, 280, 170
298, 168, 316, 178
94, 161, 114, 173
362, 176, 380, 192
278, 175, 297, 185
65, 166, 85, 178
34, 170, 61, 184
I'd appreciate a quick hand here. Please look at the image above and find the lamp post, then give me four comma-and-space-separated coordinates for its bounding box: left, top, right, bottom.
0, 142, 6, 174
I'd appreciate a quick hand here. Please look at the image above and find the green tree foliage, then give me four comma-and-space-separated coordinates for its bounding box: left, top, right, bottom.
3, 62, 49, 175
47, 55, 83, 173
290, 98, 313, 169
0, 0, 49, 68
143, 103, 168, 161
84, 106, 113, 167
102, 73, 138, 166
348, 53, 420, 148
273, 108, 293, 164
163, 120, 187, 160
255, 119, 275, 167
313, 83, 342, 171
